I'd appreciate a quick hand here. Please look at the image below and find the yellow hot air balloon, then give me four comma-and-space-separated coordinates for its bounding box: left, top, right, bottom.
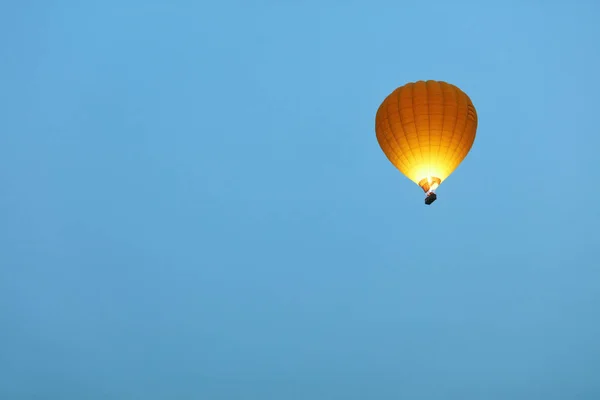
375, 80, 478, 205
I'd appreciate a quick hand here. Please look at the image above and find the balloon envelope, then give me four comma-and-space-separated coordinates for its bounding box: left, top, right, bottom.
375, 80, 478, 194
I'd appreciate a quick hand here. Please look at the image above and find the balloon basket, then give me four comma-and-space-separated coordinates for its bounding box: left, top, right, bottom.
424, 192, 437, 205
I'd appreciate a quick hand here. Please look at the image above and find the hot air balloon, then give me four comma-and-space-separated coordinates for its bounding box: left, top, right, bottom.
375, 80, 478, 205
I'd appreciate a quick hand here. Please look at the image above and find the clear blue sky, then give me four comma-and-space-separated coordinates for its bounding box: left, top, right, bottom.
1, 1, 599, 399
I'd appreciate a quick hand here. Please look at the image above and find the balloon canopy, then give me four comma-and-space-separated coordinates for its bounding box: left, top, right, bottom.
375, 80, 478, 204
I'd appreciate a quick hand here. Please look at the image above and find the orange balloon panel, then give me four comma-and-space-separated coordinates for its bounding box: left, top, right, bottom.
375, 80, 478, 192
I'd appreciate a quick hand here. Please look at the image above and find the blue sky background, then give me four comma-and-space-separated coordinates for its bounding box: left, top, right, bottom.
1, 1, 599, 399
